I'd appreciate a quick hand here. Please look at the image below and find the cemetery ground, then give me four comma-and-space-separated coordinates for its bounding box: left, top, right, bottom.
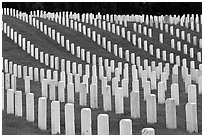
2, 14, 202, 135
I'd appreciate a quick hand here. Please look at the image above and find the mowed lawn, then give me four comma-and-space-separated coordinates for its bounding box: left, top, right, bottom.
2, 15, 202, 135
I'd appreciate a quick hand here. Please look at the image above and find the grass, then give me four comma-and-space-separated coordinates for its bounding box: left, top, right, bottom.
2, 14, 202, 135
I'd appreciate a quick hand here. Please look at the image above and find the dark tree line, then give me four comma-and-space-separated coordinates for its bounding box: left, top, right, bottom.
2, 2, 202, 15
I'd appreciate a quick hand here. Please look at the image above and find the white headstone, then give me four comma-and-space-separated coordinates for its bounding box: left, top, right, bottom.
81, 108, 92, 135
130, 91, 140, 118
120, 119, 132, 135
115, 87, 124, 114
185, 103, 198, 133
7, 89, 14, 114
165, 98, 177, 129
26, 93, 34, 122
146, 94, 157, 123
65, 103, 75, 135
51, 101, 61, 134
38, 97, 47, 130
97, 114, 109, 135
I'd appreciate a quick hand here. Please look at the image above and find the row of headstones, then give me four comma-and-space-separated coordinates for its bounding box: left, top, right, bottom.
2, 15, 201, 98
4, 85, 156, 135
2, 33, 201, 134
3, 8, 202, 32
78, 12, 202, 63
81, 12, 201, 33
2, 68, 198, 134
2, 11, 139, 81
2, 8, 201, 133
3, 8, 202, 106
2, 20, 139, 88
77, 11, 202, 58
134, 21, 202, 49
43, 12, 186, 69
143, 14, 201, 32
29, 9, 198, 70
133, 23, 202, 63
3, 55, 202, 111
3, 58, 199, 128
4, 83, 198, 134
3, 11, 175, 87
2, 18, 183, 104
73, 12, 201, 68
5, 8, 199, 77
115, 13, 201, 32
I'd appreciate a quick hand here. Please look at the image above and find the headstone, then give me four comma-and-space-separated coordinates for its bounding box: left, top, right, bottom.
79, 83, 87, 106
120, 119, 132, 135
97, 114, 109, 135
26, 93, 34, 122
165, 98, 177, 129
144, 81, 151, 101
58, 81, 65, 102
67, 83, 74, 103
122, 79, 129, 97
188, 84, 197, 103
158, 82, 165, 104
115, 87, 124, 114
15, 91, 22, 117
7, 89, 14, 114
51, 101, 61, 134
38, 97, 47, 130
65, 103, 75, 135
103, 86, 112, 111
146, 94, 157, 123
90, 84, 98, 108
141, 128, 155, 135
49, 80, 56, 100
25, 76, 30, 94
170, 84, 180, 105
185, 103, 198, 133
130, 91, 140, 118
81, 108, 92, 135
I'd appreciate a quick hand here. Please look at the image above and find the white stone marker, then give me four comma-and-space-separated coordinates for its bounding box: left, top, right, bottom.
58, 81, 65, 102
170, 83, 180, 105
90, 84, 98, 108
25, 76, 30, 94
141, 128, 155, 135
80, 83, 87, 106
188, 84, 197, 104
81, 108, 92, 135
185, 103, 198, 133
15, 91, 22, 117
158, 82, 165, 104
67, 83, 74, 103
146, 94, 157, 123
26, 93, 34, 122
144, 81, 151, 101
165, 98, 177, 129
97, 114, 109, 135
7, 89, 14, 114
103, 86, 112, 111
159, 33, 163, 43
130, 91, 140, 118
38, 97, 47, 130
41, 79, 48, 97
51, 101, 60, 134
11, 75, 16, 92
122, 79, 129, 97
49, 80, 56, 100
115, 87, 124, 114
120, 119, 132, 135
74, 74, 80, 93
65, 103, 75, 135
